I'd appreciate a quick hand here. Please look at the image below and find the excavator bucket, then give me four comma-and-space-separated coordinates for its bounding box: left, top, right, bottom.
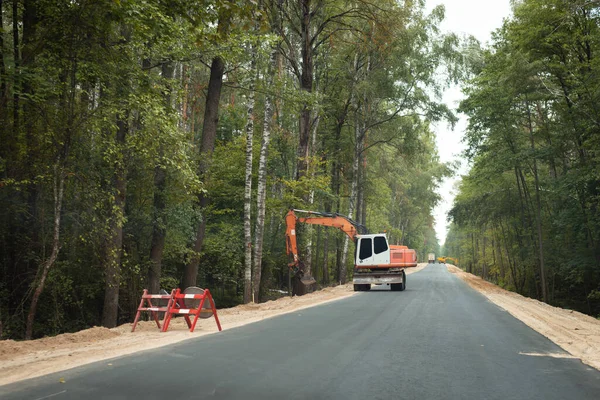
300, 274, 316, 286
292, 262, 316, 286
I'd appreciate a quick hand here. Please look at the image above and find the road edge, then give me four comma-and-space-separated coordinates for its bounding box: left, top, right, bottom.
447, 264, 600, 372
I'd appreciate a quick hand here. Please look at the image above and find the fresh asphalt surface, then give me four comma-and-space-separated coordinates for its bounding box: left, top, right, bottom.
3, 265, 600, 400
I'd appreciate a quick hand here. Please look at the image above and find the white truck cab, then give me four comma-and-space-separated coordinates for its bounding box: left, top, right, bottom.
353, 234, 417, 292
355, 234, 390, 266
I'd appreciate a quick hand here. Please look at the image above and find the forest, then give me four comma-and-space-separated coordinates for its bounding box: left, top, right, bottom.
445, 0, 600, 317
0, 0, 461, 339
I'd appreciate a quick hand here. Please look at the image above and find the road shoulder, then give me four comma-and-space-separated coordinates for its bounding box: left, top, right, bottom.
447, 264, 600, 371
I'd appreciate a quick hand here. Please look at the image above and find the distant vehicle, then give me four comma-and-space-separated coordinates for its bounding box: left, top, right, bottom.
428, 253, 436, 264
438, 256, 458, 265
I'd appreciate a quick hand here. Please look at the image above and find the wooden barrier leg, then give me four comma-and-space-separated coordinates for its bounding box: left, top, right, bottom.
161, 293, 175, 332
162, 310, 173, 332
190, 296, 206, 332
163, 306, 176, 332
184, 314, 192, 329
177, 297, 192, 328
147, 298, 161, 329
160, 289, 175, 332
207, 290, 222, 331
131, 289, 148, 332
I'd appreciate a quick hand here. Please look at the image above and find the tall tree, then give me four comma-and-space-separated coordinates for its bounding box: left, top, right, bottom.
184, 8, 231, 289
243, 42, 257, 304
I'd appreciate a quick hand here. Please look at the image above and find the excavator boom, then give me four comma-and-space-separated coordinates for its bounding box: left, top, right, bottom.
285, 209, 366, 285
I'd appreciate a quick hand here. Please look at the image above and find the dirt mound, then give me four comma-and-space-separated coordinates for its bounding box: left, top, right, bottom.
0, 327, 120, 361
56, 327, 121, 344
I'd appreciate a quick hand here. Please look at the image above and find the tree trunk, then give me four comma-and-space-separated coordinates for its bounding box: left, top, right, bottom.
101, 111, 128, 328
12, 0, 19, 144
0, 0, 6, 145
340, 118, 361, 284
314, 226, 322, 283
331, 111, 345, 280
296, 0, 313, 180
184, 12, 230, 289
470, 232, 475, 274
359, 152, 367, 226
22, 0, 37, 165
148, 61, 174, 294
482, 233, 487, 280
243, 47, 256, 304
355, 173, 362, 231
526, 100, 547, 302
25, 165, 65, 339
495, 228, 505, 283
339, 55, 363, 284
0, 0, 8, 177
322, 229, 329, 285
184, 55, 226, 289
304, 113, 320, 279
252, 62, 275, 303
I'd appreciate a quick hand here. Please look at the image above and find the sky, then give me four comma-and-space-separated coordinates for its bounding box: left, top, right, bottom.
424, 0, 513, 245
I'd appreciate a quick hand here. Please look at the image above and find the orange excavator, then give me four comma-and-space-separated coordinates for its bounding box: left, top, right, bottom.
285, 209, 418, 292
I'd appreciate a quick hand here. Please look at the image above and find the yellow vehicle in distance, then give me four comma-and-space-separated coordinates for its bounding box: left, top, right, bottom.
437, 256, 458, 265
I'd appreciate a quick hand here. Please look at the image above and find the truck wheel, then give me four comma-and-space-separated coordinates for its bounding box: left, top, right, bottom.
363, 284, 371, 291
353, 284, 360, 292
399, 271, 406, 291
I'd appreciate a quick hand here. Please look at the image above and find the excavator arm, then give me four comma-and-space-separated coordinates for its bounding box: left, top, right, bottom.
285, 209, 366, 282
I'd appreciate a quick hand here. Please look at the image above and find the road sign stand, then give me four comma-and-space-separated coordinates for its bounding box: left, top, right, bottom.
162, 288, 222, 333
131, 289, 175, 332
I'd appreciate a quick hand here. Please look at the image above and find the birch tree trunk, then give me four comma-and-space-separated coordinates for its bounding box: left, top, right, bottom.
252, 53, 276, 303
243, 46, 256, 304
25, 164, 65, 339
304, 113, 320, 279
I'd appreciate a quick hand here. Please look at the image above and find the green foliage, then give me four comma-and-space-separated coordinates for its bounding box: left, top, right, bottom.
0, 0, 463, 338
448, 0, 600, 316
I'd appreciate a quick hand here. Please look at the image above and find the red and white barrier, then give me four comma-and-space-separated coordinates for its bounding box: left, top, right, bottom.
131, 289, 175, 332
161, 288, 222, 333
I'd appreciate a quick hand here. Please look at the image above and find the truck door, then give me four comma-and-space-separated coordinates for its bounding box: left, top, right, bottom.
372, 235, 390, 265
357, 237, 374, 266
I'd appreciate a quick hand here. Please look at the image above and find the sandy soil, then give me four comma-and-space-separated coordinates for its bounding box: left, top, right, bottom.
0, 264, 427, 386
447, 264, 600, 371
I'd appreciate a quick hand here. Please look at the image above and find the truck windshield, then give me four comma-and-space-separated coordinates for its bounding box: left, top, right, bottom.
374, 236, 388, 254
359, 238, 372, 260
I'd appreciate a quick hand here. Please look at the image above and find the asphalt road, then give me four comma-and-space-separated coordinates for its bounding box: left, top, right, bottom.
3, 264, 600, 400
